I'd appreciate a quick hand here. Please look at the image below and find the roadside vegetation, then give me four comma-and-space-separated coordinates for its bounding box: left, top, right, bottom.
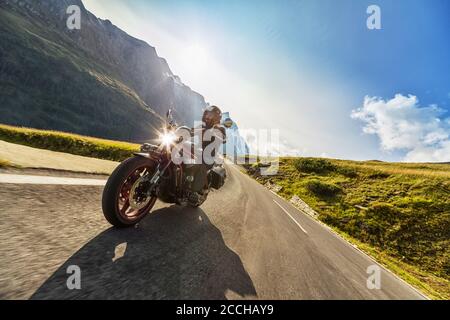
0, 124, 140, 161
0, 158, 11, 168
244, 157, 450, 299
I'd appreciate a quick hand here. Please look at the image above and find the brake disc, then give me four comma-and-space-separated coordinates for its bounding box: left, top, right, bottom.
129, 176, 151, 210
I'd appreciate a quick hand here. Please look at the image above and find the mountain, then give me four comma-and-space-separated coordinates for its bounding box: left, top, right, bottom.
221, 112, 250, 156
0, 0, 207, 142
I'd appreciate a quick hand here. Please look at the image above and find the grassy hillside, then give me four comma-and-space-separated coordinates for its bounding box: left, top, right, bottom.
244, 157, 450, 299
0, 124, 140, 161
0, 6, 162, 142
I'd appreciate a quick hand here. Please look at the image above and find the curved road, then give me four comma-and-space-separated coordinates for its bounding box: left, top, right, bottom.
0, 165, 425, 299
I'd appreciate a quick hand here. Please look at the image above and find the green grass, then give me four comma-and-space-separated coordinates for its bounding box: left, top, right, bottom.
0, 124, 140, 161
243, 157, 450, 299
305, 179, 342, 197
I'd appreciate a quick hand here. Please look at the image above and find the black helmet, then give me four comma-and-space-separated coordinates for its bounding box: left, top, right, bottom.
202, 105, 222, 128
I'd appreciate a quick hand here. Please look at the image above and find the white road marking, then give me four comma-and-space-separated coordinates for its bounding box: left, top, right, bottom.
230, 164, 428, 299
0, 174, 107, 186
273, 199, 308, 234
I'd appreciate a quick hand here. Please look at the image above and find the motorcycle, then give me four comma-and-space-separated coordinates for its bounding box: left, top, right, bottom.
102, 110, 233, 228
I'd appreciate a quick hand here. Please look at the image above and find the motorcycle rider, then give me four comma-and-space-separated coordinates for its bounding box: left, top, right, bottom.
185, 105, 226, 193
200, 105, 226, 152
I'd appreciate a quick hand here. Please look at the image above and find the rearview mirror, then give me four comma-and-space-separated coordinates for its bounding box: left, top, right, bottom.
223, 118, 234, 129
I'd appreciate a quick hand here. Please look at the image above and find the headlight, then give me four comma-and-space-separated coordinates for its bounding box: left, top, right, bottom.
160, 131, 177, 146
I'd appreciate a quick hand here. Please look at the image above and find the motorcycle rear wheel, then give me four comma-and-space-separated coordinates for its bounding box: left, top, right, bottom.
102, 156, 157, 228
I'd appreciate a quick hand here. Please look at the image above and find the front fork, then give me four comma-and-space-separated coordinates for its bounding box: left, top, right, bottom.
140, 160, 174, 197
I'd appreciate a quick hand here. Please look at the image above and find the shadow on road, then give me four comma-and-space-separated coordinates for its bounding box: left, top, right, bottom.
31, 206, 256, 299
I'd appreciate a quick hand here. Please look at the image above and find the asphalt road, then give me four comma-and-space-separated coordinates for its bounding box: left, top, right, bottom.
0, 165, 426, 300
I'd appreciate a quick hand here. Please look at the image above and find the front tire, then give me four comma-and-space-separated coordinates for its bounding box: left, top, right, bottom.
102, 156, 157, 228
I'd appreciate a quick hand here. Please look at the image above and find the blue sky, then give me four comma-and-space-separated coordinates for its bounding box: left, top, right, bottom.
83, 0, 450, 162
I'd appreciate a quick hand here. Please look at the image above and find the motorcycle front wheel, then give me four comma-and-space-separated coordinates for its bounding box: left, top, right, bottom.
102, 156, 158, 228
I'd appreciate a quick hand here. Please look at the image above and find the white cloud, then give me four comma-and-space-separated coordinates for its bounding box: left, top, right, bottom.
351, 94, 450, 162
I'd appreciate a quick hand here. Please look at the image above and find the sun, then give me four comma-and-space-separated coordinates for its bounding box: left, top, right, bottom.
183, 43, 210, 72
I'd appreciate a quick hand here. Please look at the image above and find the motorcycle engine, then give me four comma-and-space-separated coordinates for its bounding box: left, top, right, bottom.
183, 164, 208, 193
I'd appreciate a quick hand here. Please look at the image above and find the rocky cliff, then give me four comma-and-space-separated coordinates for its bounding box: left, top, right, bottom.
0, 0, 207, 142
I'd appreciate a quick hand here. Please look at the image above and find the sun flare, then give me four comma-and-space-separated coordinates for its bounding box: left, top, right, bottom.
183, 43, 210, 73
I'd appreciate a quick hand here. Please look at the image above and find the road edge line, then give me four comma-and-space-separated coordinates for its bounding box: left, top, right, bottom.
232, 164, 430, 300
268, 188, 430, 300
272, 199, 308, 234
